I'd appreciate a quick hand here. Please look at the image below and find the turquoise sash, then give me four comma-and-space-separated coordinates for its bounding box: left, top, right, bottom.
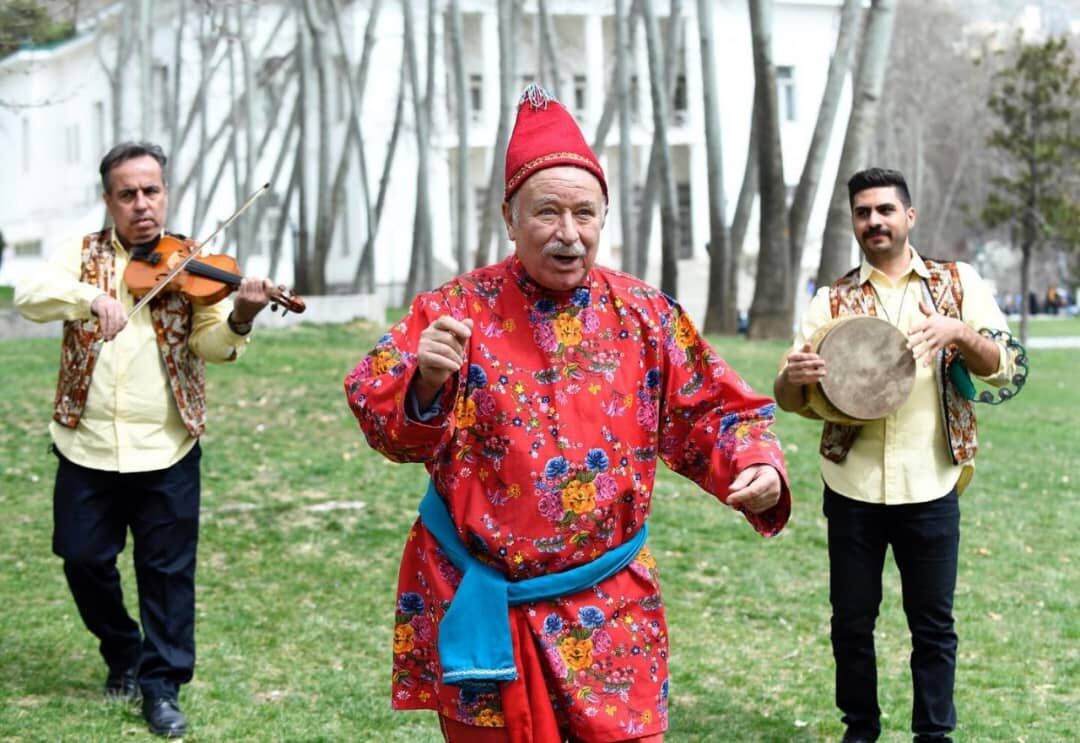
418, 480, 648, 685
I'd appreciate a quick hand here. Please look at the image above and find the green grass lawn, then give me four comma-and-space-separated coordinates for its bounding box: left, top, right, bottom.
1024, 315, 1080, 337
0, 286, 13, 309
1, 322, 1076, 742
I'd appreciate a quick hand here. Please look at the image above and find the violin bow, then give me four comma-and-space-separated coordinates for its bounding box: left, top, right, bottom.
127, 182, 271, 318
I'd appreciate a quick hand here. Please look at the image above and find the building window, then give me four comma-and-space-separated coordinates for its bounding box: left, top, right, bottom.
93, 101, 105, 158
13, 239, 43, 258
154, 64, 169, 129
573, 74, 587, 112
474, 186, 489, 236
672, 74, 687, 124
22, 117, 30, 173
677, 182, 692, 259
469, 74, 483, 121
776, 66, 796, 122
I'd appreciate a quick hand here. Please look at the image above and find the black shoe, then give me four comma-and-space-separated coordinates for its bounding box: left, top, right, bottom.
142, 696, 188, 738
103, 665, 139, 702
842, 732, 878, 743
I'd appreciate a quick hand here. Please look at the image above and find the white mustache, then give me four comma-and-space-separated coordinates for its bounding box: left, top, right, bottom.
541, 240, 586, 258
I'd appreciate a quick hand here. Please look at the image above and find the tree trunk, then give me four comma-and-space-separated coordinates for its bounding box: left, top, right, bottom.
321, 0, 380, 274
615, 0, 635, 275
475, 0, 515, 268
353, 63, 406, 293
301, 0, 332, 295
728, 115, 758, 329
448, 0, 469, 274
592, 0, 641, 154
637, 0, 681, 292
696, 0, 735, 334
787, 0, 861, 285
537, 0, 562, 101
165, 0, 188, 187
816, 0, 897, 288
138, 0, 152, 138
294, 22, 312, 294
402, 0, 435, 299
747, 0, 792, 340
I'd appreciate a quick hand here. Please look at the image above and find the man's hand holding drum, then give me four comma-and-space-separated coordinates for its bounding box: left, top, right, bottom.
774, 342, 826, 411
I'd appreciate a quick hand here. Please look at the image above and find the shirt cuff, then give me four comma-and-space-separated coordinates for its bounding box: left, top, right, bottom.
406, 381, 445, 423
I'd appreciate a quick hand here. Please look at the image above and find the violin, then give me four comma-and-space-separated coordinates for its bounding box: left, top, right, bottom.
123, 233, 305, 315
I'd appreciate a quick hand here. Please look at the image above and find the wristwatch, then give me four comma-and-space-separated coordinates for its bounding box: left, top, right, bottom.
227, 313, 253, 335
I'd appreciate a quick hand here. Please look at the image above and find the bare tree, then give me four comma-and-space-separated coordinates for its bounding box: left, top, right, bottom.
696, 0, 733, 334
592, 0, 641, 154
816, 0, 897, 288
638, 0, 681, 292
537, 0, 562, 101
475, 0, 515, 268
352, 63, 407, 292
746, 0, 791, 340
96, 0, 135, 142
787, 0, 861, 286
447, 0, 469, 274
403, 0, 436, 299
873, 0, 995, 255
614, 0, 635, 275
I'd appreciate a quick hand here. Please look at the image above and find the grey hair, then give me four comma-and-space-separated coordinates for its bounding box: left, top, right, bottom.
99, 141, 167, 193
509, 191, 521, 226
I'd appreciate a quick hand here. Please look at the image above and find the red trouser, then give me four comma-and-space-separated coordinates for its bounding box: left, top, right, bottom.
438, 608, 664, 743
439, 716, 664, 743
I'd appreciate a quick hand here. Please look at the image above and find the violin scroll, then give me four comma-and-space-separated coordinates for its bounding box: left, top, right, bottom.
269, 287, 305, 315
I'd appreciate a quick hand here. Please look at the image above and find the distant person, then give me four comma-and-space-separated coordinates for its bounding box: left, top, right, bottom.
1046, 287, 1060, 315
14, 142, 276, 738
344, 86, 790, 742
773, 168, 1019, 743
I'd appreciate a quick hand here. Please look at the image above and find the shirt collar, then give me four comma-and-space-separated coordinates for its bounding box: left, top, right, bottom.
110, 228, 167, 258
858, 245, 930, 286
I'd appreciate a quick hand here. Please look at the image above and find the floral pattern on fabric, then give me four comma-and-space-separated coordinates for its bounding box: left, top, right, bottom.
54, 231, 206, 437
345, 255, 789, 739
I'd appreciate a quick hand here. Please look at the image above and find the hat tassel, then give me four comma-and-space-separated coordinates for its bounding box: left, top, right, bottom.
520, 83, 556, 110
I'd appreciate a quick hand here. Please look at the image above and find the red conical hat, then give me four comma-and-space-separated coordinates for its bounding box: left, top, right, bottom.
503, 84, 608, 202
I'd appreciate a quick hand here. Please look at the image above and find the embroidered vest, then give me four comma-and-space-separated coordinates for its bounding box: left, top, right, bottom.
819, 260, 977, 472
53, 230, 208, 437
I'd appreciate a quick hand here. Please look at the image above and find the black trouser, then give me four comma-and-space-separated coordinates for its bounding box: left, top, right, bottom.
52, 443, 201, 700
823, 485, 960, 742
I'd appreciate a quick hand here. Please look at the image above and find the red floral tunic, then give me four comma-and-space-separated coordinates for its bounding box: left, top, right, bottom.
345, 256, 790, 740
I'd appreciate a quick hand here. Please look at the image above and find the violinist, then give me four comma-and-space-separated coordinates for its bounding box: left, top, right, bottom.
14, 141, 274, 738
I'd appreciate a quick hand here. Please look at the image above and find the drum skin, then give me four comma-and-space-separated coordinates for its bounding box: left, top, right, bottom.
805, 316, 916, 424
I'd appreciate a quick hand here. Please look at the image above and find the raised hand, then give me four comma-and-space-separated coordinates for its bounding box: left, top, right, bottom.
414, 315, 474, 408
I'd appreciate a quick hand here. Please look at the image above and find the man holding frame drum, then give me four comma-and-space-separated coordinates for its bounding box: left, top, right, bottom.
773, 168, 1025, 743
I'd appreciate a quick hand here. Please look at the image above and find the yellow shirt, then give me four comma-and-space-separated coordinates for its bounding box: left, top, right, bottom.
14, 231, 251, 473
794, 248, 1015, 504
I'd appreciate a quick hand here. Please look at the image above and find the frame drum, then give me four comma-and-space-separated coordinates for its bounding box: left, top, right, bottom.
805, 316, 916, 424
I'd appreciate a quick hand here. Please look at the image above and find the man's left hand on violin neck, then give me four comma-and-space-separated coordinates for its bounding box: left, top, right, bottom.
230, 276, 276, 326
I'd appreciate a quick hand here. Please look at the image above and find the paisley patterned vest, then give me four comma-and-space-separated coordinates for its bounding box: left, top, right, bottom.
820, 259, 977, 477
53, 230, 208, 437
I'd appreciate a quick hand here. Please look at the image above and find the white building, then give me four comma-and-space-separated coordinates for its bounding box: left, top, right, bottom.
0, 0, 850, 324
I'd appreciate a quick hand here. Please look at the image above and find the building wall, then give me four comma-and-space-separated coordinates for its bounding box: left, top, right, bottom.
0, 0, 848, 322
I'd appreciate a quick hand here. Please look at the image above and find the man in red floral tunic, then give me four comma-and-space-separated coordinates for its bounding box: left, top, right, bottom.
344, 86, 791, 743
